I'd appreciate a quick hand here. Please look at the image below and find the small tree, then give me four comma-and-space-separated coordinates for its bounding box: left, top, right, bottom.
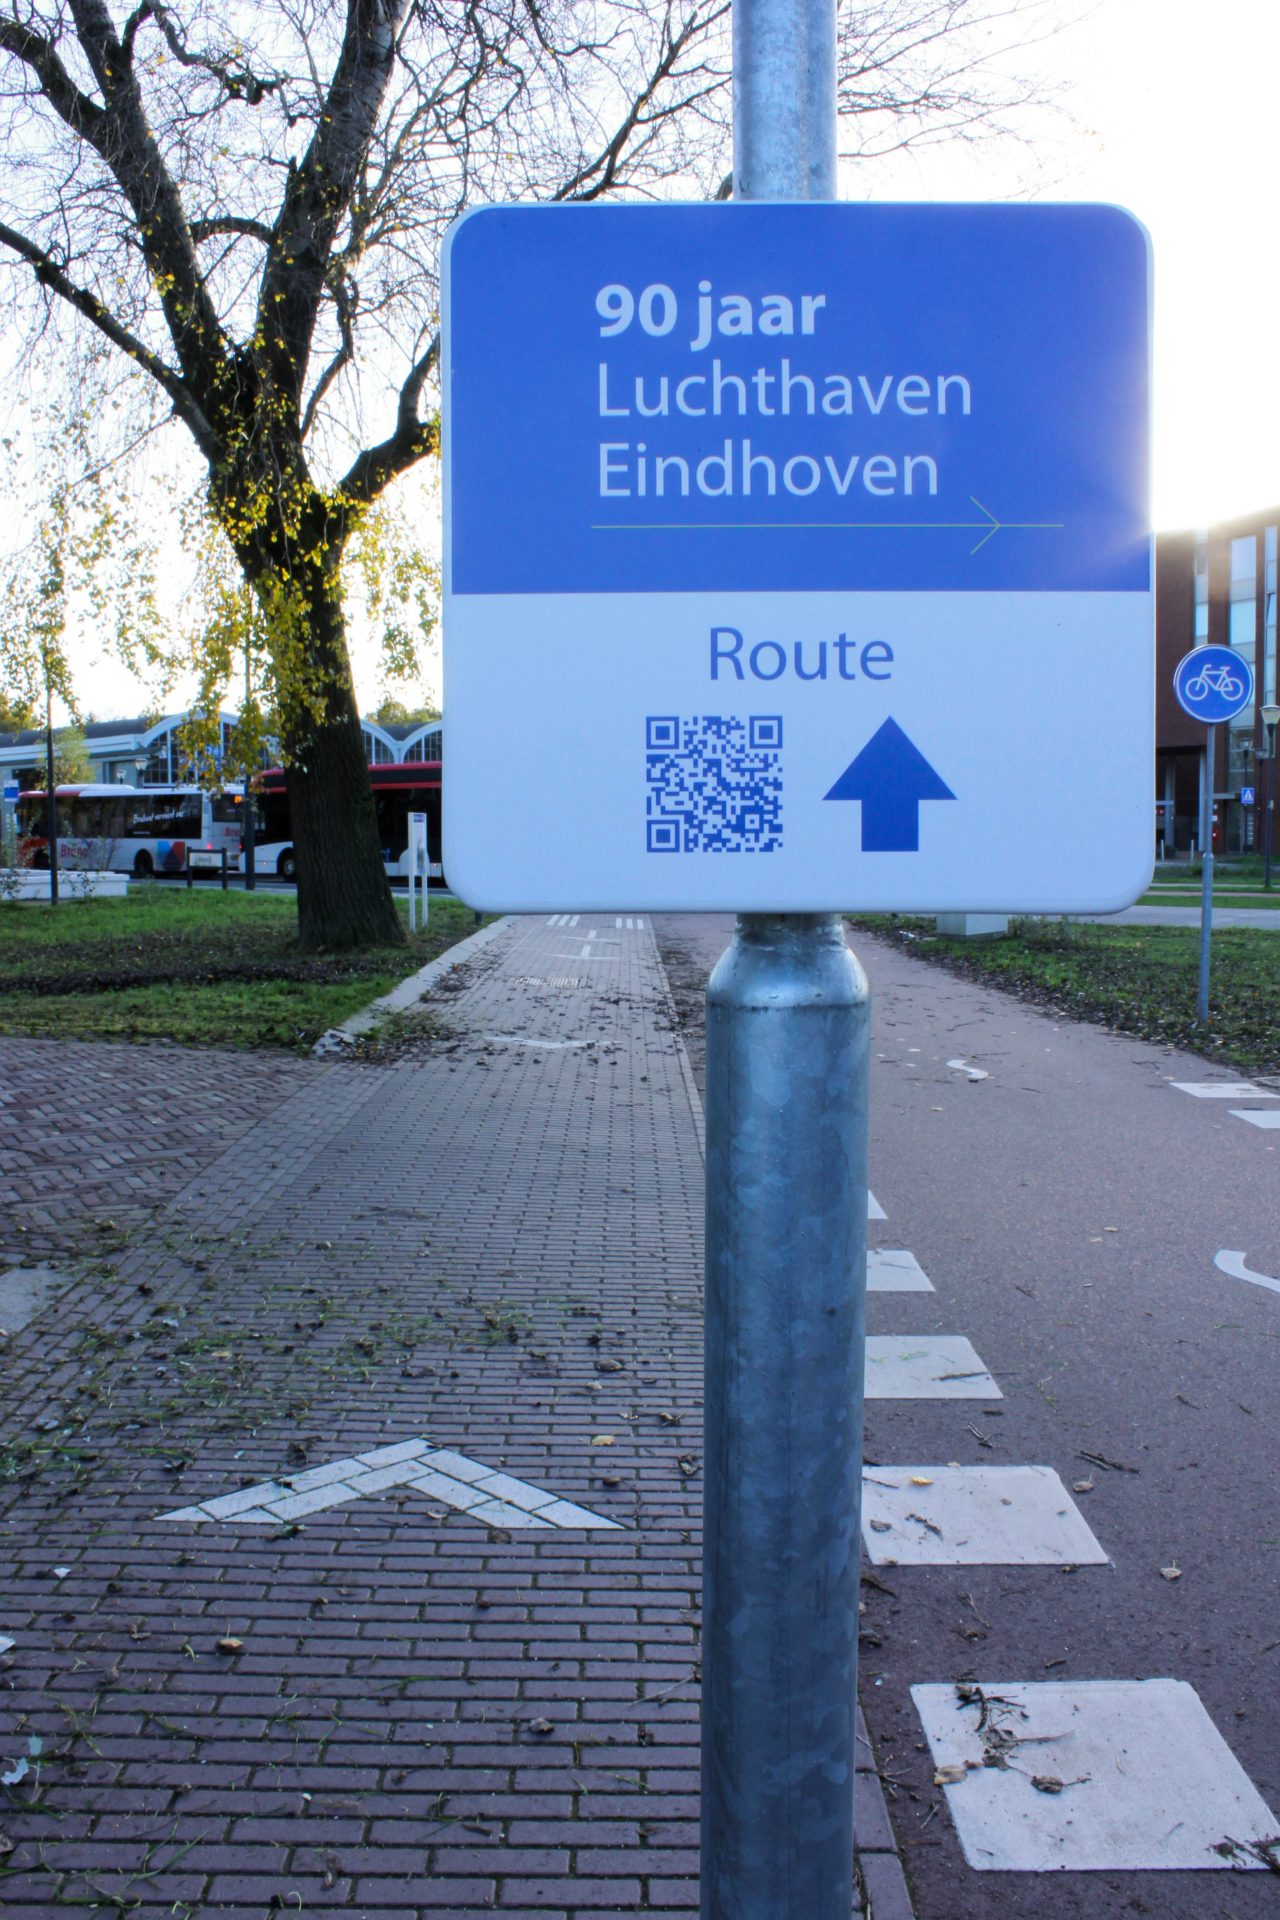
52, 724, 93, 783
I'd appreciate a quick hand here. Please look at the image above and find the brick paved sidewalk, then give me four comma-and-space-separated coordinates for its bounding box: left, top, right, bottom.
0, 916, 893, 1918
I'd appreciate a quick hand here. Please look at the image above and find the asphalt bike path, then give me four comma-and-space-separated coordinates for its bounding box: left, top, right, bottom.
656, 912, 1280, 1920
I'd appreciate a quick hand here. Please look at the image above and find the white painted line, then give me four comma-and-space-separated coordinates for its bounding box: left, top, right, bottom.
1171, 1079, 1278, 1100
471, 1470, 558, 1512
0, 1636, 14, 1655
861, 1466, 1107, 1566
868, 1191, 886, 1221
1231, 1108, 1280, 1130
867, 1249, 934, 1293
865, 1336, 1001, 1400
199, 1483, 289, 1519
947, 1058, 990, 1081
403, 1467, 493, 1510
913, 1678, 1280, 1871
158, 1444, 624, 1530
270, 1483, 362, 1520
468, 1497, 554, 1528
1214, 1250, 1280, 1296
480, 1033, 589, 1050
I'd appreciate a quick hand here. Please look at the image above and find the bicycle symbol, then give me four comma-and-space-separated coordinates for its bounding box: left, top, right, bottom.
1183, 663, 1244, 703
1174, 646, 1253, 722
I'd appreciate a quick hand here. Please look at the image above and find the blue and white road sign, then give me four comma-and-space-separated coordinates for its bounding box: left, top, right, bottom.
1241, 786, 1256, 806
442, 203, 1153, 912
2, 783, 18, 805
1173, 646, 1254, 725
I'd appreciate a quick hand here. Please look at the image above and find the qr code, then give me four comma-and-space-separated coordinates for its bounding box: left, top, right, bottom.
645, 715, 782, 853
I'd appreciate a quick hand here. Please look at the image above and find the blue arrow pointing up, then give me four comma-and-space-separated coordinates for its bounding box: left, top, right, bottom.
823, 718, 956, 852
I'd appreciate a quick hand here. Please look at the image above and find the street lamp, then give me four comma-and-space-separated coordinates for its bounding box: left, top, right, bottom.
1263, 702, 1280, 891
133, 753, 148, 786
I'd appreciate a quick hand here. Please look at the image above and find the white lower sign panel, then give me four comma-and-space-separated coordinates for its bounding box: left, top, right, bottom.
445, 589, 1151, 913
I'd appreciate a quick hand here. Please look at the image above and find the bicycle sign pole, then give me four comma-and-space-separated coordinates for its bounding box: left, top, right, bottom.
1173, 646, 1254, 1023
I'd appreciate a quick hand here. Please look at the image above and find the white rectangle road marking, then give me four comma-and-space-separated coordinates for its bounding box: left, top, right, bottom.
861, 1466, 1107, 1565
1231, 1108, 1280, 1129
1171, 1080, 1279, 1099
865, 1335, 1000, 1399
913, 1678, 1280, 1871
867, 1249, 933, 1293
868, 1191, 886, 1222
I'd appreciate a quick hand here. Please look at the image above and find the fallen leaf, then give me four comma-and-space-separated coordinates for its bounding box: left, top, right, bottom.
590, 1434, 616, 1447
868, 1519, 892, 1532
909, 1475, 933, 1486
1072, 1477, 1095, 1494
1160, 1564, 1182, 1581
528, 1718, 554, 1736
934, 1764, 968, 1785
677, 1455, 701, 1476
216, 1636, 244, 1654
1032, 1775, 1065, 1794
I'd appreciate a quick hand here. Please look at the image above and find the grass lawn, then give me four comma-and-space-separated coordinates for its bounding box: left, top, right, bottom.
0, 884, 488, 1051
1142, 858, 1280, 909
849, 916, 1280, 1079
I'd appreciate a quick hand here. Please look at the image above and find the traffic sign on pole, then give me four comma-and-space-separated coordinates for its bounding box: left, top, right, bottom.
1173, 645, 1254, 725
442, 200, 1152, 913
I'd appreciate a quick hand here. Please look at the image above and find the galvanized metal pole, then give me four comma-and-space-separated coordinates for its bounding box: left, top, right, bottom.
702, 9, 871, 1917
1197, 724, 1215, 1023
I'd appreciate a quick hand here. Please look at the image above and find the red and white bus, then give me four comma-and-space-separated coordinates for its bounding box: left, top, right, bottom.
16, 784, 245, 878
252, 762, 443, 884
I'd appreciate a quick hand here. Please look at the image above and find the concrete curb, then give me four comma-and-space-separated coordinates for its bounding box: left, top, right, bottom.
312, 913, 511, 1054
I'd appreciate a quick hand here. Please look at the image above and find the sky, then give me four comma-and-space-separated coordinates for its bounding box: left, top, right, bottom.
869, 0, 1280, 531
29, 0, 1280, 721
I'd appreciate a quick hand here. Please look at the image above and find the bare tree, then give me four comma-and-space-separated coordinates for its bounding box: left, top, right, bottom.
0, 0, 1065, 947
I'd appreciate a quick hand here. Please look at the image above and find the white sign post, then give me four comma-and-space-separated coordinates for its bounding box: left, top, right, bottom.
407, 811, 429, 932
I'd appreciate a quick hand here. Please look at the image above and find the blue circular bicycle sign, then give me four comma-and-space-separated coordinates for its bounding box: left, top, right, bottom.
1174, 646, 1254, 723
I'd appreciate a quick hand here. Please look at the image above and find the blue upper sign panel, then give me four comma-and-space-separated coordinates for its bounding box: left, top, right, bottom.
444, 202, 1151, 598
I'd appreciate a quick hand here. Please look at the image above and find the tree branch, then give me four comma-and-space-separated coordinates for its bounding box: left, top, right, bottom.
189, 215, 275, 247
61, 0, 236, 413
0, 219, 219, 461
300, 269, 359, 441
336, 331, 438, 507
0, 19, 108, 150
258, 0, 409, 404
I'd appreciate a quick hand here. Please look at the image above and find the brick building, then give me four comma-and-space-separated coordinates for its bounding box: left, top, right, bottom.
1158, 509, 1280, 856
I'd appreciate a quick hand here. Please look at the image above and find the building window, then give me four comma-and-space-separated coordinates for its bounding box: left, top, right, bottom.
1193, 532, 1209, 640
1227, 531, 1257, 725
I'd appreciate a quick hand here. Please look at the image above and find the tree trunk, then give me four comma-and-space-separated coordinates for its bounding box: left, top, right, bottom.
283, 567, 405, 952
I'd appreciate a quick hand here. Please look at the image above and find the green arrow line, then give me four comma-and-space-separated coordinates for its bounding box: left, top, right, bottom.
590, 497, 1063, 556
